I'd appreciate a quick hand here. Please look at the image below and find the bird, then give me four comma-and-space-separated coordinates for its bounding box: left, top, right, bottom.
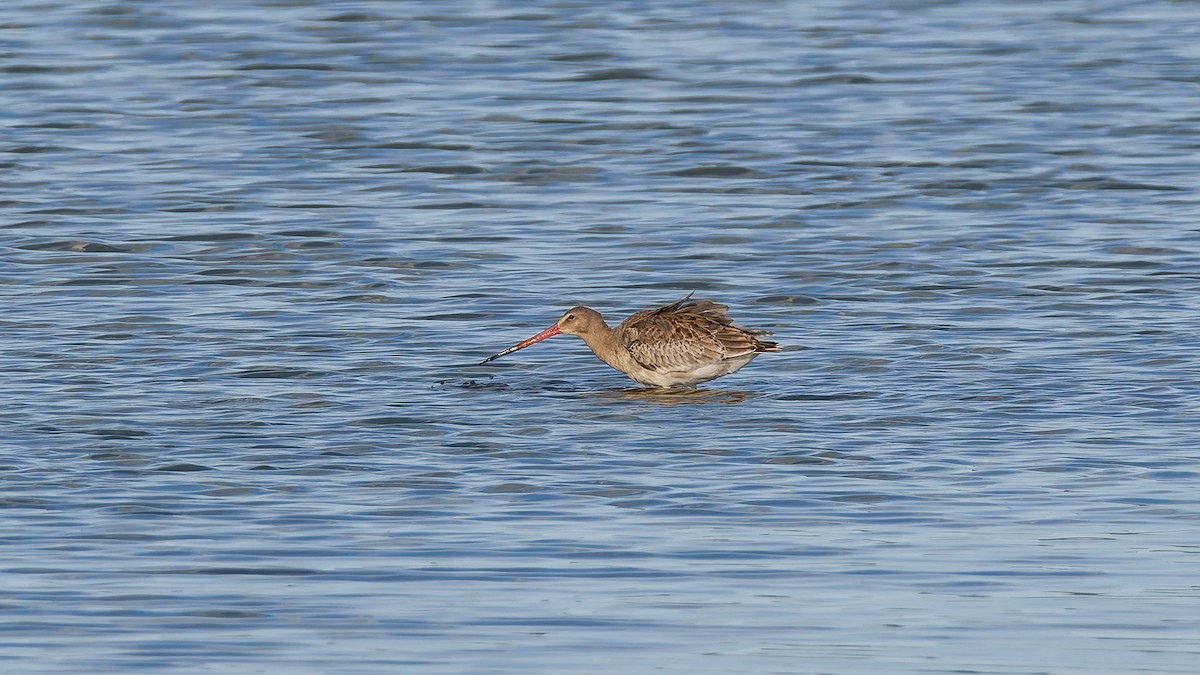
479, 293, 779, 388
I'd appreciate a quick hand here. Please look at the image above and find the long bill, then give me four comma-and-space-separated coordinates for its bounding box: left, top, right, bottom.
479, 324, 561, 365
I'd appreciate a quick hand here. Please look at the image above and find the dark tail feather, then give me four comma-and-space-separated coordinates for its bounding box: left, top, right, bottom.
755, 339, 780, 353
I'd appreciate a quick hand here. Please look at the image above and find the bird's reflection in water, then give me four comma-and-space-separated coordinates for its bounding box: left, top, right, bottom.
591, 387, 756, 406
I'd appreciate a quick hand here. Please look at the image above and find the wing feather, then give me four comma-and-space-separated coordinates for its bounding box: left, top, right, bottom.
618, 294, 777, 373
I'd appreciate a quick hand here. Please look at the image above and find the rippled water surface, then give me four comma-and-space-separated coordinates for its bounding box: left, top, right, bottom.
4, 1, 1200, 673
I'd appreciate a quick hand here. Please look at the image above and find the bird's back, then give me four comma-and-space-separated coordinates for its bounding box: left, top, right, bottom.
617, 294, 778, 374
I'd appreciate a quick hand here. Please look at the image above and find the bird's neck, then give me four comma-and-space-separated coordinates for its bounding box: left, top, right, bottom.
579, 322, 630, 371
578, 320, 612, 349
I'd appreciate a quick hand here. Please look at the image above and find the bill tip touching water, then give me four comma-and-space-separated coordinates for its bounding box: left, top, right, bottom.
479, 293, 779, 388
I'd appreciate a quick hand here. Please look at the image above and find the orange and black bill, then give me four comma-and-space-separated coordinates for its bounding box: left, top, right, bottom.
479, 324, 561, 364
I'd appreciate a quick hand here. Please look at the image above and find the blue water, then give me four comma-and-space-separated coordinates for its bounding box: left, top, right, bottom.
3, 1, 1199, 673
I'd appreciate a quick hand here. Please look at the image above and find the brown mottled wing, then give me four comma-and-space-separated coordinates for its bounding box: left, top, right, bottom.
618, 295, 777, 373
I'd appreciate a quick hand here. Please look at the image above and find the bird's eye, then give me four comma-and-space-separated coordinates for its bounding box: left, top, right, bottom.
565, 314, 576, 321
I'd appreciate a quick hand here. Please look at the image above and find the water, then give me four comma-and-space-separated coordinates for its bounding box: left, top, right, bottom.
3, 1, 1199, 673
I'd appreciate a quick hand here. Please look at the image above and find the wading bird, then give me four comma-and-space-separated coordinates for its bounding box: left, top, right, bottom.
480, 293, 779, 388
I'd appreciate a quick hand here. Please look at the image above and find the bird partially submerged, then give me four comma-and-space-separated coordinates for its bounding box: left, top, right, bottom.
480, 293, 779, 388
